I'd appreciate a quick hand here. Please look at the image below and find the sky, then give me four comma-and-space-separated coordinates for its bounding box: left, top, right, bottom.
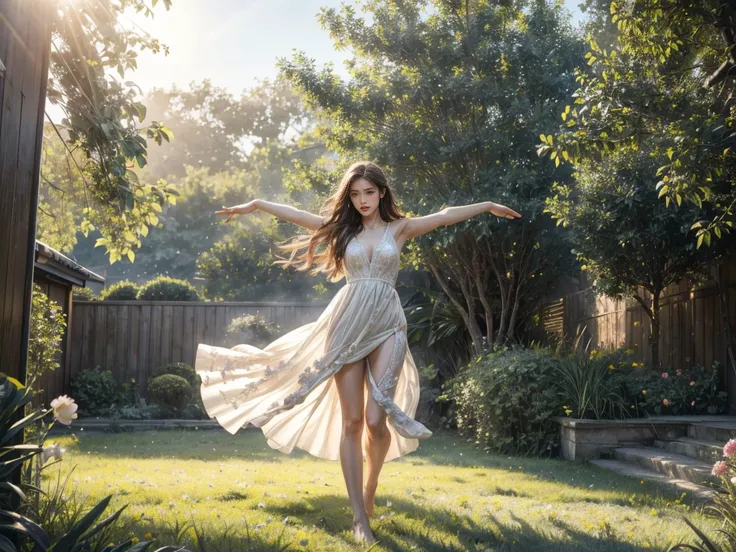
47, 0, 585, 119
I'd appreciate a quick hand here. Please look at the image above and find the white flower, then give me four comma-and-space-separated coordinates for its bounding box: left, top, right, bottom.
41, 443, 65, 463
731, 476, 736, 484
50, 395, 78, 425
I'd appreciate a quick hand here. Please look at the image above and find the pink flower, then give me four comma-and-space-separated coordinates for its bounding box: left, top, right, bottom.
724, 440, 736, 458
663, 399, 670, 406
662, 372, 669, 379
690, 381, 695, 386
676, 369, 682, 376
713, 461, 728, 477
691, 401, 695, 406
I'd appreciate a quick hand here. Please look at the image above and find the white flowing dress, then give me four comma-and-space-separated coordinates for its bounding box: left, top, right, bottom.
194, 221, 433, 461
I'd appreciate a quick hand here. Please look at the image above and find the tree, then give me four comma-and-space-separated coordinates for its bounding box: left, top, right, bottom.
279, 0, 580, 351
71, 166, 258, 283
47, 0, 177, 264
196, 218, 337, 302
140, 79, 310, 182
539, 0, 736, 247
545, 148, 719, 368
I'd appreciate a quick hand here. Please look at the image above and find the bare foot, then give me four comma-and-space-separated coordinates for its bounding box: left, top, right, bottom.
352, 515, 375, 544
363, 482, 378, 518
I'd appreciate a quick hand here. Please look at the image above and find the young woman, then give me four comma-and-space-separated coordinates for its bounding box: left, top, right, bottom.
195, 161, 521, 544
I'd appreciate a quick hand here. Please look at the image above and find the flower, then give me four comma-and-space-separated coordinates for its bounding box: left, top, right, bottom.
632, 362, 639, 368
690, 381, 695, 386
41, 443, 65, 463
731, 477, 736, 484
663, 399, 669, 406
661, 372, 669, 380
144, 533, 153, 539
691, 401, 695, 406
642, 390, 647, 395
712, 461, 728, 476
676, 369, 682, 376
608, 364, 615, 371
50, 395, 78, 425
724, 440, 736, 458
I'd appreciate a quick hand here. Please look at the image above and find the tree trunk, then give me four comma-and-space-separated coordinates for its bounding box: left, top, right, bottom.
428, 262, 485, 355
634, 290, 661, 370
506, 275, 521, 342
651, 291, 661, 370
492, 264, 509, 346
472, 256, 493, 350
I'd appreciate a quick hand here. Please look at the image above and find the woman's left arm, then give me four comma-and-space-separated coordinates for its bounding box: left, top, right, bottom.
399, 201, 521, 241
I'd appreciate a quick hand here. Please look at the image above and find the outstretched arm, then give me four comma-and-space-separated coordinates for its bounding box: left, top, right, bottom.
216, 199, 328, 231
400, 201, 521, 241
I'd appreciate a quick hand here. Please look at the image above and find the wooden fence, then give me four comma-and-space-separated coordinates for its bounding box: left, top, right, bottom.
39, 301, 328, 405
540, 259, 736, 410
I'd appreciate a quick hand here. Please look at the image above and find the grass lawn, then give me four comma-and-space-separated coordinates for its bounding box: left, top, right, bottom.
42, 427, 721, 551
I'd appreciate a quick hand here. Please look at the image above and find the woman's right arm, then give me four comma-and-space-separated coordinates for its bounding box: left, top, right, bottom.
216, 199, 327, 231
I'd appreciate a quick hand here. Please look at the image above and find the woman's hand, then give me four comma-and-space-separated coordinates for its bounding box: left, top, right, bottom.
216, 200, 259, 222
488, 202, 522, 220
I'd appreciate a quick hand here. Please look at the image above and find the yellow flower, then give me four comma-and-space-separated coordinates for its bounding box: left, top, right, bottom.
650, 509, 658, 516
642, 390, 647, 395
608, 364, 615, 370
131, 538, 140, 545
549, 512, 556, 518
144, 533, 153, 539
632, 362, 639, 367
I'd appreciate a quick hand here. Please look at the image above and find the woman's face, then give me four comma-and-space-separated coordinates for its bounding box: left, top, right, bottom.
349, 178, 384, 218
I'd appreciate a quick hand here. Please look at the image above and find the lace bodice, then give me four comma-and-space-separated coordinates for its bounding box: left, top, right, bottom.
344, 222, 399, 284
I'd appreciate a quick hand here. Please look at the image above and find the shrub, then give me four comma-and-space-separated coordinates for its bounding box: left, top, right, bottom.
136, 276, 200, 301
554, 348, 632, 420
630, 362, 727, 416
148, 374, 192, 413
71, 286, 96, 300
99, 280, 139, 301
70, 367, 132, 416
227, 313, 279, 347
443, 346, 561, 456
28, 284, 67, 393
152, 362, 199, 387
181, 403, 208, 420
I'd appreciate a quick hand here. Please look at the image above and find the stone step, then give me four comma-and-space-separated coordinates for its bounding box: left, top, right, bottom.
688, 423, 736, 444
654, 437, 725, 463
613, 447, 716, 486
590, 459, 714, 501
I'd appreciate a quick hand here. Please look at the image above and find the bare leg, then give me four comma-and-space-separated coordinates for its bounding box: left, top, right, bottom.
363, 330, 404, 518
333, 358, 375, 544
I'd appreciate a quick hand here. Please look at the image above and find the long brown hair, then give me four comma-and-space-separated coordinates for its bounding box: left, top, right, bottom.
276, 161, 404, 281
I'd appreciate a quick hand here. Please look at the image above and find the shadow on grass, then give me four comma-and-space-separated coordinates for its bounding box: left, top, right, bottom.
60, 428, 703, 512
413, 431, 706, 508
259, 493, 662, 551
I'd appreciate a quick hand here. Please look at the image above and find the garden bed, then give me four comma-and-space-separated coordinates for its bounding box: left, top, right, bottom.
554, 415, 736, 460
47, 417, 237, 434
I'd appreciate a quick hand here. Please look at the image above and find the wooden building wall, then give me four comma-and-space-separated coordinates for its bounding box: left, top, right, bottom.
0, 0, 51, 382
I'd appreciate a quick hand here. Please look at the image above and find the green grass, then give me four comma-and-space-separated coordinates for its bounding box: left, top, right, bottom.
41, 428, 722, 551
